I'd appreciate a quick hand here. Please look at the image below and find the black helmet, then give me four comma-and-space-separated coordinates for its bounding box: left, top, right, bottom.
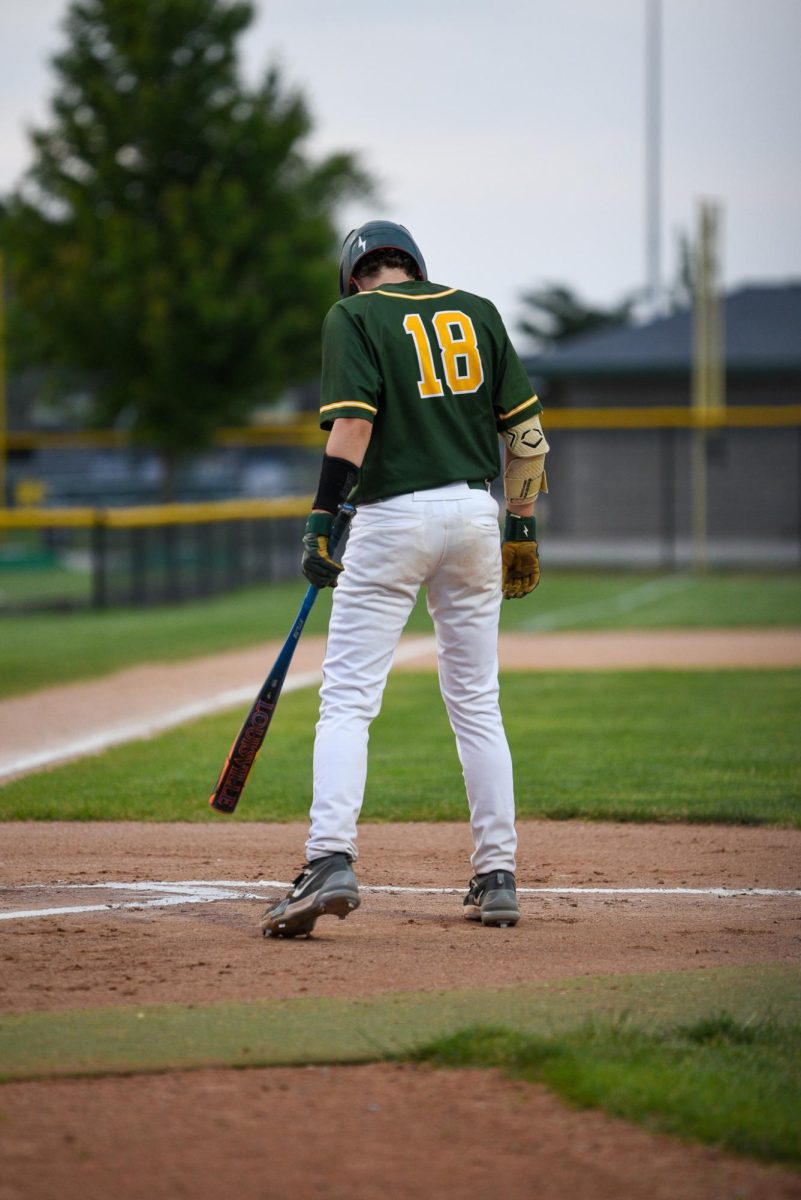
338, 220, 427, 297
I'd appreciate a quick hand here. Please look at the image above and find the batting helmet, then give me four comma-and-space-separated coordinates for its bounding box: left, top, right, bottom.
338, 220, 427, 297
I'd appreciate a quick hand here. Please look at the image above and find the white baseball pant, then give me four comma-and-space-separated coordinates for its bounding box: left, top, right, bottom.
306, 480, 517, 875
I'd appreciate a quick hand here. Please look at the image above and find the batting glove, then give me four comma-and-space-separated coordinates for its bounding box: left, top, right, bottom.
501, 512, 540, 599
302, 512, 345, 589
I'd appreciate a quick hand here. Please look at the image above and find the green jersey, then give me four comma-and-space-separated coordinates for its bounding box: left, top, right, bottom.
319, 280, 541, 505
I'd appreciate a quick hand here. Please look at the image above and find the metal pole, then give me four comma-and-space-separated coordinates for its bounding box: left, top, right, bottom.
645, 0, 662, 317
690, 424, 708, 571
659, 427, 676, 569
91, 518, 108, 609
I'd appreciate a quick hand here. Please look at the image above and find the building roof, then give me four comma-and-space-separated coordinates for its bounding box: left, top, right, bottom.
521, 282, 801, 379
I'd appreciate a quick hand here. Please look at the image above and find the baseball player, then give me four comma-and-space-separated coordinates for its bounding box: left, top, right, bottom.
261, 220, 549, 938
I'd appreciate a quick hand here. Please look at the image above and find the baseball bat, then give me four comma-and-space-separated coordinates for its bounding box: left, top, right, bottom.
208, 501, 356, 813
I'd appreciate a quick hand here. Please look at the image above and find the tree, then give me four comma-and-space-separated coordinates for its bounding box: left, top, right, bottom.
665, 228, 695, 313
2, 0, 369, 493
517, 283, 635, 354
518, 230, 699, 353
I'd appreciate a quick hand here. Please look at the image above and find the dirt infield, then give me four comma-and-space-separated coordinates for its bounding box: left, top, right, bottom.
1, 820, 800, 1199
3, 1062, 800, 1200
3, 821, 800, 1013
1, 630, 800, 1199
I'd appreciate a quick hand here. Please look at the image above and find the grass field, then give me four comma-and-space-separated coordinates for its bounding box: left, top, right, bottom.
2, 669, 799, 824
0, 569, 799, 699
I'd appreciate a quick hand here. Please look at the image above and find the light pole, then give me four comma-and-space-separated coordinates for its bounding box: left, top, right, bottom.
645, 0, 662, 317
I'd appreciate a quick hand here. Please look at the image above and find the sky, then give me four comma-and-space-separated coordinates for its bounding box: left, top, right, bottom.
2, 0, 800, 348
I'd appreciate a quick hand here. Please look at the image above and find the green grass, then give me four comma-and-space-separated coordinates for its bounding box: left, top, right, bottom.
0, 564, 92, 605
1, 966, 798, 1167
0, 570, 799, 700
0, 964, 795, 1077
2, 670, 799, 823
409, 1013, 801, 1166
513, 570, 801, 631
0, 578, 338, 699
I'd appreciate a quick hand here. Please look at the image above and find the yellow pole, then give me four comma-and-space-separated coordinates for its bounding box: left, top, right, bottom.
707, 206, 725, 417
691, 200, 724, 571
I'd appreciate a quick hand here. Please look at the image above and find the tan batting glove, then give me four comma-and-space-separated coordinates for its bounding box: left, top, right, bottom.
502, 512, 540, 599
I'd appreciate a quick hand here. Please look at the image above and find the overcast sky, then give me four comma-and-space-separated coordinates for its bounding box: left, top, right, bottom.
2, 0, 800, 346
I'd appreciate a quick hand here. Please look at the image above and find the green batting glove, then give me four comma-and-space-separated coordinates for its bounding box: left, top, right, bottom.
501, 512, 540, 599
301, 512, 345, 589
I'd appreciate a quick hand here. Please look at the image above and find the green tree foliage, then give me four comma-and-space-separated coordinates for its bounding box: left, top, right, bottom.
2, 0, 369, 487
666, 229, 695, 312
517, 282, 635, 353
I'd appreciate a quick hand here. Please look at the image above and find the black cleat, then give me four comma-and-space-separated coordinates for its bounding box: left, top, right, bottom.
261, 853, 360, 938
463, 870, 520, 927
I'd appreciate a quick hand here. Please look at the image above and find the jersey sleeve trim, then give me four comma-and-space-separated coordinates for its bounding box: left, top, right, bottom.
496, 394, 543, 428
319, 399, 378, 429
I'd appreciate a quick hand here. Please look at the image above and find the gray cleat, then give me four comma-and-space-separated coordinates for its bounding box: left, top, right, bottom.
261, 852, 360, 938
463, 870, 520, 927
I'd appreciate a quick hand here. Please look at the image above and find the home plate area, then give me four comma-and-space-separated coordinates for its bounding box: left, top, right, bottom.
1, 877, 798, 924
1, 819, 799, 1015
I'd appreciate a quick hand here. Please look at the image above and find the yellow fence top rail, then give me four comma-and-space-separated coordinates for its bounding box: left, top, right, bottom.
2, 406, 799, 529
0, 496, 311, 530
5, 404, 801, 453
541, 404, 801, 429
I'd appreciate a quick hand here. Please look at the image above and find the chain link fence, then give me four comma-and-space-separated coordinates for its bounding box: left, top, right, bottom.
1, 408, 799, 612
0, 499, 310, 612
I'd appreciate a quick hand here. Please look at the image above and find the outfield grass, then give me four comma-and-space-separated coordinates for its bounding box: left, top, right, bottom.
0, 577, 335, 699
0, 570, 799, 700
2, 670, 798, 824
410, 1013, 801, 1166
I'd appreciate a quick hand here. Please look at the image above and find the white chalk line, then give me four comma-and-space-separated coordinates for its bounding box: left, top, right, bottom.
1, 878, 799, 921
521, 574, 697, 631
0, 636, 440, 782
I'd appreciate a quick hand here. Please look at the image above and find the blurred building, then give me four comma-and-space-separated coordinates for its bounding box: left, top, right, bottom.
522, 283, 801, 409
521, 282, 801, 567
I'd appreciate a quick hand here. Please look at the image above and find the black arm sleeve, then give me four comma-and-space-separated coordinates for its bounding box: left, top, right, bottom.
312, 454, 360, 513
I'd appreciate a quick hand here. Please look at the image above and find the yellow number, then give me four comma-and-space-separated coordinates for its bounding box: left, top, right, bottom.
403, 313, 444, 398
432, 311, 484, 394
403, 311, 484, 397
